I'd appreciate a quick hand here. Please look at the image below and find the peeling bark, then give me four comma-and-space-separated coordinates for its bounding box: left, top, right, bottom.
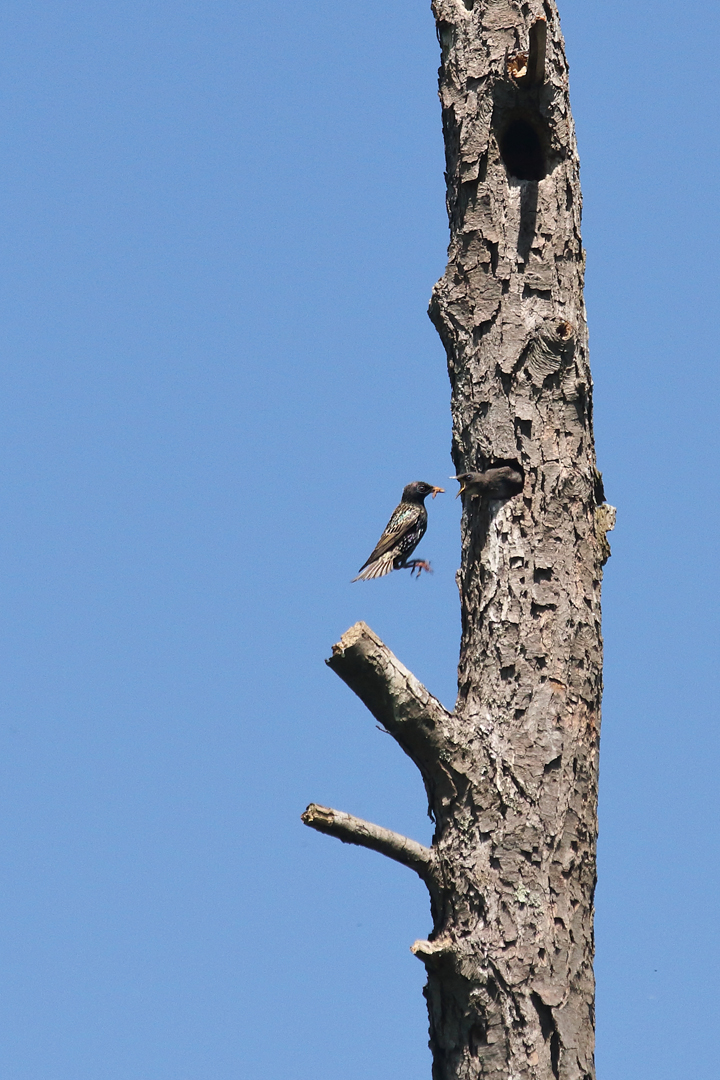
303, 2, 614, 1078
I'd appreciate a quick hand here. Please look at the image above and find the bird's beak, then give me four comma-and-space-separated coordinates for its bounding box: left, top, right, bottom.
431, 487, 445, 499
450, 476, 465, 499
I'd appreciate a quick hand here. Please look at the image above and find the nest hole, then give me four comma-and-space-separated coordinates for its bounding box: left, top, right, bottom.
500, 119, 546, 181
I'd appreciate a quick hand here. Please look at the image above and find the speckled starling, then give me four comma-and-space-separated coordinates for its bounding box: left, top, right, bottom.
353, 481, 445, 582
452, 467, 524, 500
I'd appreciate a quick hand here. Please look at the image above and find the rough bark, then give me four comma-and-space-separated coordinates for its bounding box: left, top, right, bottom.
303, 3, 614, 1078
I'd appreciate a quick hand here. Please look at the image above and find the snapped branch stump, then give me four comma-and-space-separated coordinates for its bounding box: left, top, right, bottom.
303, 3, 614, 1078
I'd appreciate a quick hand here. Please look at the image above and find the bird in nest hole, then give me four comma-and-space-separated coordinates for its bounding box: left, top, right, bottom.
353, 481, 444, 582
452, 467, 524, 501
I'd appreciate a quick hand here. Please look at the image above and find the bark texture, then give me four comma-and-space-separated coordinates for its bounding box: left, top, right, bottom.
303, 3, 614, 1078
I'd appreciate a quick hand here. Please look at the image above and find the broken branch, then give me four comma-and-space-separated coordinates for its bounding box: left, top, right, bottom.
325, 622, 452, 782
302, 803, 435, 884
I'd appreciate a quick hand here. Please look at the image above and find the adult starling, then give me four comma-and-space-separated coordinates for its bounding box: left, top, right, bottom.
452, 467, 524, 500
353, 481, 445, 581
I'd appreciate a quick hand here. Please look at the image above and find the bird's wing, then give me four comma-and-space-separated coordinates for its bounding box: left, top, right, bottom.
357, 502, 420, 571
352, 552, 395, 581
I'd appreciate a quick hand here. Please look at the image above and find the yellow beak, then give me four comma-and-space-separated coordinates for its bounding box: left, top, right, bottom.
431, 487, 445, 499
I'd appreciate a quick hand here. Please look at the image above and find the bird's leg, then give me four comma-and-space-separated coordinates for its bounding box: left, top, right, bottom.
407, 560, 433, 577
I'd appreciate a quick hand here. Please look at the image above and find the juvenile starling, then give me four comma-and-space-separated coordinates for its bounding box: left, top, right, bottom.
353, 481, 445, 581
452, 467, 524, 500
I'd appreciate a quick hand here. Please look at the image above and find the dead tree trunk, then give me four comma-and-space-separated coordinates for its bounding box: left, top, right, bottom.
303, 2, 615, 1078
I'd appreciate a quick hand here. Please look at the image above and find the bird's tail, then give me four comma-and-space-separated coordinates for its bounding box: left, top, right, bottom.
352, 553, 395, 582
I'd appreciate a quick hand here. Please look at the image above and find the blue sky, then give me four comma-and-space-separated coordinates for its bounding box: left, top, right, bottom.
0, 1, 718, 1077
